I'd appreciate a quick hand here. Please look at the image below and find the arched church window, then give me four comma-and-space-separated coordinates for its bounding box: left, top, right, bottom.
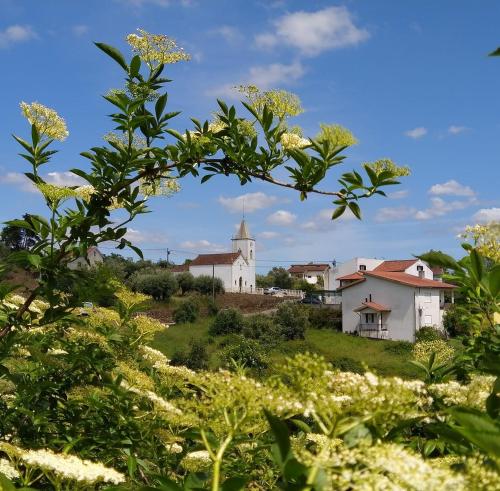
250, 250, 253, 259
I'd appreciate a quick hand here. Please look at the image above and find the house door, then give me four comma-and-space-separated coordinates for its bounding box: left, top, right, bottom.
239, 276, 242, 292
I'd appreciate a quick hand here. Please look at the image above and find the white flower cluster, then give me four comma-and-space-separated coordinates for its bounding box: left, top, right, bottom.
165, 443, 183, 454
19, 448, 125, 485
429, 375, 495, 410
180, 450, 211, 472
121, 380, 182, 415
280, 132, 310, 150
139, 344, 171, 365
0, 457, 19, 480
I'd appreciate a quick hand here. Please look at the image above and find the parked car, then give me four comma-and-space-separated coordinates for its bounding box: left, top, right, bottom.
264, 286, 282, 295
300, 296, 322, 305
77, 301, 95, 316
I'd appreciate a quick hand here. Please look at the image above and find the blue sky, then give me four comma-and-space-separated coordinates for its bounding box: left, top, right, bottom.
0, 0, 499, 272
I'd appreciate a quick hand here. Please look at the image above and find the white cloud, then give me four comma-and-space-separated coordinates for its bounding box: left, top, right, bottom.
267, 210, 296, 226
415, 197, 475, 220
207, 61, 304, 98
218, 192, 278, 213
255, 6, 369, 56
428, 180, 475, 197
259, 231, 280, 239
388, 189, 409, 199
473, 207, 500, 223
0, 171, 84, 193
448, 125, 467, 135
0, 172, 34, 192
248, 61, 304, 89
375, 206, 417, 223
404, 127, 427, 139
179, 239, 226, 252
300, 208, 356, 231
72, 25, 89, 36
0, 25, 36, 49
211, 25, 242, 44
125, 228, 168, 244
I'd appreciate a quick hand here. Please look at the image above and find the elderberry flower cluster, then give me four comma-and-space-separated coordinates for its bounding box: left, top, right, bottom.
20, 102, 68, 141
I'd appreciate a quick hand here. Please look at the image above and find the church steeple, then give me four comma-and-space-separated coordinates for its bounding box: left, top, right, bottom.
235, 219, 251, 240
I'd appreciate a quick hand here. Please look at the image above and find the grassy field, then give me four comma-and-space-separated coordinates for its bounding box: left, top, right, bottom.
152, 315, 422, 379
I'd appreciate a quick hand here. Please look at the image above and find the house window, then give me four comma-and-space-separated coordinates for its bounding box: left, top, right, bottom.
365, 313, 375, 324
359, 265, 366, 271
417, 265, 424, 271
422, 290, 432, 303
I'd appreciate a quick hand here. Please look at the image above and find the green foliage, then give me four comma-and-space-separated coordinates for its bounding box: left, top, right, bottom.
219, 335, 269, 371
242, 314, 282, 346
307, 306, 342, 330
383, 340, 413, 356
443, 304, 474, 337
128, 270, 178, 301
73, 264, 120, 307
415, 325, 446, 342
330, 356, 364, 374
274, 303, 309, 340
173, 298, 199, 324
193, 275, 225, 296
171, 338, 209, 370
209, 308, 244, 336
0, 214, 39, 251
176, 272, 195, 295
259, 267, 293, 290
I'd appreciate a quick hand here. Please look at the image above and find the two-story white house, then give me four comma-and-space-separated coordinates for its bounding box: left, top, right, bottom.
288, 263, 331, 287
337, 259, 455, 341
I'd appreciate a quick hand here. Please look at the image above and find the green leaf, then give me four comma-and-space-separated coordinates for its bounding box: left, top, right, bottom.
130, 55, 141, 77
489, 47, 500, 56
417, 251, 461, 271
348, 201, 362, 220
264, 410, 291, 464
220, 477, 247, 491
331, 206, 346, 220
95, 42, 128, 71
0, 473, 16, 491
155, 94, 168, 120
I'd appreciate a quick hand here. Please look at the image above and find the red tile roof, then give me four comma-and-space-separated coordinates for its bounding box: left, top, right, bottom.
169, 264, 189, 273
337, 272, 364, 281
365, 271, 455, 289
190, 252, 241, 266
374, 259, 417, 272
288, 263, 330, 274
353, 301, 391, 312
338, 271, 455, 290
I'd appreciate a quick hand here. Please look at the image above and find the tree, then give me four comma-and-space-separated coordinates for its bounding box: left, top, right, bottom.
269, 267, 293, 289
0, 29, 404, 338
176, 272, 195, 295
1, 214, 39, 251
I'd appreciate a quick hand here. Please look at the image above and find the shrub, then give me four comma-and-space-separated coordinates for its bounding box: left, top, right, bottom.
128, 270, 178, 301
74, 264, 119, 307
274, 303, 309, 340
173, 298, 199, 324
383, 341, 413, 356
206, 297, 219, 316
176, 272, 195, 295
242, 314, 282, 345
219, 335, 268, 371
193, 275, 225, 296
171, 339, 209, 370
209, 308, 244, 336
331, 356, 364, 374
443, 304, 473, 337
415, 325, 446, 342
412, 340, 455, 365
308, 307, 342, 330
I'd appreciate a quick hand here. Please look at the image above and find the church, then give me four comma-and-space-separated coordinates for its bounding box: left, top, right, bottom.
175, 219, 256, 293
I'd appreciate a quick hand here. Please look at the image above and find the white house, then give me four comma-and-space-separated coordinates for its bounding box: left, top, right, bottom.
339, 269, 455, 342
288, 263, 331, 287
329, 257, 434, 290
173, 220, 256, 293
67, 246, 104, 270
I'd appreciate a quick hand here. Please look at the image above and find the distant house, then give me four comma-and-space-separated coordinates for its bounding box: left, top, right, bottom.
288, 263, 331, 287
67, 246, 104, 270
338, 266, 455, 342
171, 220, 256, 293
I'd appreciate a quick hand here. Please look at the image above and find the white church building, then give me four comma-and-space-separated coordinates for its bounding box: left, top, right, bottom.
173, 220, 256, 293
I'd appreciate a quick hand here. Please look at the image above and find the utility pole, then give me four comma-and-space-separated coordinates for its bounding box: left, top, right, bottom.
212, 264, 215, 301
166, 248, 171, 266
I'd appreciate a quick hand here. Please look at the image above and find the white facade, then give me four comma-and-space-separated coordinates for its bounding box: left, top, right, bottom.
329, 257, 434, 290
186, 220, 256, 293
68, 247, 104, 270
341, 275, 450, 342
